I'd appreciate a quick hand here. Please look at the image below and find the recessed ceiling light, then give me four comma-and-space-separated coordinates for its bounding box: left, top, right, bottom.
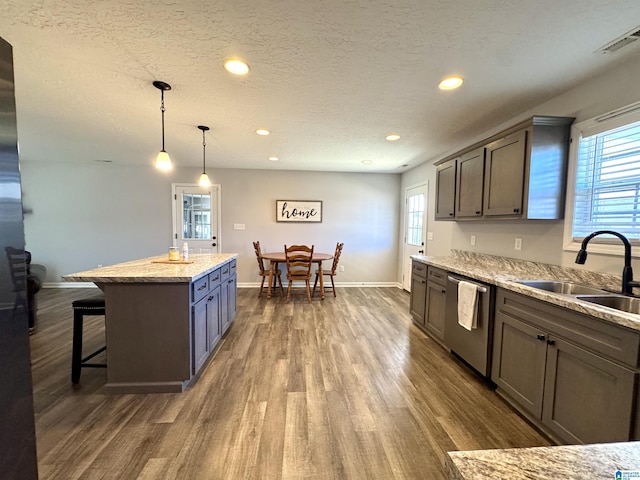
224, 58, 250, 75
268, 156, 279, 161
385, 134, 400, 141
256, 129, 270, 136
438, 76, 464, 90
362, 159, 373, 165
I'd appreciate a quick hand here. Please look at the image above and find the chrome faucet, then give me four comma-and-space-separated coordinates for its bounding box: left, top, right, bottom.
575, 230, 640, 295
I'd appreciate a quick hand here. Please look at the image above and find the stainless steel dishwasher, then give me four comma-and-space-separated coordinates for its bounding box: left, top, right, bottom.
444, 274, 495, 378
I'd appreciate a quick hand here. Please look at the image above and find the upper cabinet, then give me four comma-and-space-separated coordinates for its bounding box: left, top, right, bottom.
456, 147, 486, 218
435, 158, 456, 219
434, 116, 574, 221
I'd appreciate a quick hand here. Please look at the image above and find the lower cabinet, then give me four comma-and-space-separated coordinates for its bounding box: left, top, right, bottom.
410, 261, 427, 323
424, 267, 447, 342
410, 261, 447, 343
492, 289, 639, 444
191, 259, 237, 375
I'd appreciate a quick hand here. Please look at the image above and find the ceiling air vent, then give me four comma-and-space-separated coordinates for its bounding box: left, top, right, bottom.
597, 26, 640, 54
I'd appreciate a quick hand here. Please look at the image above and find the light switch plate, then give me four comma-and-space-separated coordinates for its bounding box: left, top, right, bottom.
233, 223, 245, 230
514, 237, 522, 250
427, 232, 434, 241
470, 235, 476, 246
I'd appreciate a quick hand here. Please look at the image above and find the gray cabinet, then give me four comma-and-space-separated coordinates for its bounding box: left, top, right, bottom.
492, 289, 639, 444
435, 159, 456, 219
434, 116, 574, 221
483, 130, 526, 216
424, 267, 447, 341
410, 261, 427, 323
190, 258, 237, 375
455, 147, 485, 218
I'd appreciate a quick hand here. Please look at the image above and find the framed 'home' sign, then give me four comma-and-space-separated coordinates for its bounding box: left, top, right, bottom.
276, 200, 322, 223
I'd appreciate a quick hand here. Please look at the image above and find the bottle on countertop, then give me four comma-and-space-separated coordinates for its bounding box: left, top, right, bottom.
182, 242, 189, 261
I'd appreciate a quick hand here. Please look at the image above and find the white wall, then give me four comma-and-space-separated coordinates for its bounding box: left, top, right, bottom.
20, 164, 401, 286
401, 51, 640, 278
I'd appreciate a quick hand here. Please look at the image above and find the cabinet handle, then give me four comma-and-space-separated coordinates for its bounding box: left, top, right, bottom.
198, 284, 207, 291
547, 339, 556, 346
441, 289, 446, 294
513, 208, 520, 213
421, 280, 426, 284
537, 334, 546, 341
449, 212, 454, 216
475, 211, 481, 215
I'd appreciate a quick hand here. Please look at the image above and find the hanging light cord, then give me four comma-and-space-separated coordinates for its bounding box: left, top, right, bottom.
202, 128, 207, 172
160, 90, 166, 151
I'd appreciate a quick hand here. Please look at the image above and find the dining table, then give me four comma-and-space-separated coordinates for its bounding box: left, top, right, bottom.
260, 251, 334, 300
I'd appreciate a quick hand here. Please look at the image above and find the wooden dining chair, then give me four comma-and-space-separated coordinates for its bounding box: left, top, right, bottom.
313, 242, 344, 297
253, 241, 283, 297
284, 244, 314, 303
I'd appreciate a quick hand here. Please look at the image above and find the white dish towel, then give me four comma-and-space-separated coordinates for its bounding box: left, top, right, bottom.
457, 280, 479, 331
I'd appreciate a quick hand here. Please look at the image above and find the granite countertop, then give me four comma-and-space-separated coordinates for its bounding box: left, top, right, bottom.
445, 441, 640, 479
412, 250, 640, 332
63, 253, 237, 283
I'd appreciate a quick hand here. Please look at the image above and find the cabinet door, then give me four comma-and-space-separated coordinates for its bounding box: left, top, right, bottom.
207, 287, 221, 352
435, 159, 456, 219
410, 272, 427, 324
542, 336, 637, 444
228, 275, 237, 324
192, 298, 209, 374
220, 279, 230, 335
483, 130, 527, 216
424, 280, 446, 340
456, 148, 485, 218
492, 311, 547, 418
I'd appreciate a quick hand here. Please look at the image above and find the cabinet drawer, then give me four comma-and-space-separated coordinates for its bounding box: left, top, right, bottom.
427, 267, 447, 286
220, 261, 232, 281
497, 289, 640, 367
192, 276, 210, 303
412, 261, 427, 279
209, 268, 221, 287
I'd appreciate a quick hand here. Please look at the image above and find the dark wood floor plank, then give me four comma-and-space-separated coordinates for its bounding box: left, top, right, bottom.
30, 287, 551, 480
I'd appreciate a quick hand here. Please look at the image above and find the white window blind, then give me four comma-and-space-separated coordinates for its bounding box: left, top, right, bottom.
572, 118, 640, 242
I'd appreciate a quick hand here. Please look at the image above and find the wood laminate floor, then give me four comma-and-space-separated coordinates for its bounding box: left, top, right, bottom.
29, 287, 551, 479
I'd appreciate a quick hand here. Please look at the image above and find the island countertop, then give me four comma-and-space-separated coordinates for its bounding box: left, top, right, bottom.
445, 441, 640, 479
63, 253, 238, 283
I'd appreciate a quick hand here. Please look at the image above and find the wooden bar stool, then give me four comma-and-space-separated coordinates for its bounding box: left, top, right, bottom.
71, 296, 107, 384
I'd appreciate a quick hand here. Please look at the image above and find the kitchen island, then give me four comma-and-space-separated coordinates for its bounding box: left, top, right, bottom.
64, 253, 237, 393
445, 441, 640, 479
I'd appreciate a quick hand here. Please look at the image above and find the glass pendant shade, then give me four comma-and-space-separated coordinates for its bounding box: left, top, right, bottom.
155, 150, 172, 171
199, 172, 211, 187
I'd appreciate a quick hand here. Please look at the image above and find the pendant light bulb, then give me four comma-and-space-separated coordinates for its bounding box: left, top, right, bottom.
156, 150, 172, 171
199, 172, 211, 187
153, 81, 172, 171
197, 125, 211, 186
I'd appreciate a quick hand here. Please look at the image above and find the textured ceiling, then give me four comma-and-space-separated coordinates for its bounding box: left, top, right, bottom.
1, 0, 640, 173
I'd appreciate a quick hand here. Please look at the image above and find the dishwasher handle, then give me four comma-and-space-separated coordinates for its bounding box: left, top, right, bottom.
447, 275, 488, 293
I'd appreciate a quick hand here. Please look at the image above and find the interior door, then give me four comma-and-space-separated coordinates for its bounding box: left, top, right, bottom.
402, 183, 427, 291
172, 184, 220, 253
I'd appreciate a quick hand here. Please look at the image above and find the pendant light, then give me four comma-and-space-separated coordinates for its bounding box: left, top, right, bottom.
153, 80, 172, 171
197, 125, 211, 187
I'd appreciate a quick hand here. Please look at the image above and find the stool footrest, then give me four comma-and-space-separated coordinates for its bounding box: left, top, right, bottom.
81, 346, 106, 366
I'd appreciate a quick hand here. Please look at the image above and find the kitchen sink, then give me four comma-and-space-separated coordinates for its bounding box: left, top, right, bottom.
575, 295, 640, 314
515, 280, 608, 295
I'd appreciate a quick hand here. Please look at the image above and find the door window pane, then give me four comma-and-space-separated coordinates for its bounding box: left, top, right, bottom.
407, 193, 425, 246
182, 193, 212, 240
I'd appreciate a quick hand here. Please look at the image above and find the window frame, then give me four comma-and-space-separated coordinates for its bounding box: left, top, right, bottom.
563, 102, 640, 258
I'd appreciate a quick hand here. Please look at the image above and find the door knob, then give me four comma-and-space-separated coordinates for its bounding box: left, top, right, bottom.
418, 250, 424, 254
212, 243, 217, 247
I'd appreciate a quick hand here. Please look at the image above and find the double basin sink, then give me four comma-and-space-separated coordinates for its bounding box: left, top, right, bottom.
515, 280, 640, 315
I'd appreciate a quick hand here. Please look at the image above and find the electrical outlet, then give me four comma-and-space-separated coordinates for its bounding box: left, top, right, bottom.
514, 237, 523, 250
470, 235, 476, 246
339, 265, 345, 272
427, 232, 434, 241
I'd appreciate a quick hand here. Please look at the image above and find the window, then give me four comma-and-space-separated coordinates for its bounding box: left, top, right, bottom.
569, 107, 640, 247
